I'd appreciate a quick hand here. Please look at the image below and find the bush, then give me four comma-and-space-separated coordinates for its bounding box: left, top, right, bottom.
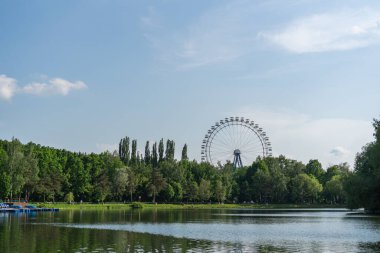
64, 192, 75, 204
130, 202, 143, 209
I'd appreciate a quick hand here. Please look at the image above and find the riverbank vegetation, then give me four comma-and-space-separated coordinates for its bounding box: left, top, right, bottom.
0, 118, 378, 211
39, 202, 345, 210
344, 118, 380, 212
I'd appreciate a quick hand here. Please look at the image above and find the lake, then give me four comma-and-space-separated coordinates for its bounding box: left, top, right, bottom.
0, 208, 379, 252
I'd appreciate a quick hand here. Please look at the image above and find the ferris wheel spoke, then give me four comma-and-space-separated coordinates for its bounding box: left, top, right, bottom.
231, 123, 239, 148
210, 138, 232, 150
239, 140, 260, 152
213, 152, 233, 158
212, 149, 233, 156
239, 124, 247, 147
210, 146, 232, 155
240, 126, 255, 148
211, 138, 231, 151
239, 129, 260, 149
241, 143, 265, 156
235, 124, 243, 148
240, 135, 263, 150
243, 140, 264, 150
243, 146, 264, 155
242, 139, 263, 152
227, 124, 238, 148
211, 145, 231, 156
240, 154, 250, 164
229, 125, 239, 149
243, 151, 262, 158
215, 134, 231, 149
220, 124, 234, 148
236, 123, 243, 148
212, 148, 233, 156
213, 131, 233, 149
238, 125, 250, 147
213, 152, 233, 161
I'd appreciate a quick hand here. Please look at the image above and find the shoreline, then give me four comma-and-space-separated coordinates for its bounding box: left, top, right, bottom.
37, 202, 347, 210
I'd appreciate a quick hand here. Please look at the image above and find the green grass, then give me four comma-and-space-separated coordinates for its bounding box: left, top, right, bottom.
34, 202, 346, 210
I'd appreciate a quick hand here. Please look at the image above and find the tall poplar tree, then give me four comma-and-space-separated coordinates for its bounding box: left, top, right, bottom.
181, 144, 188, 161
158, 138, 164, 162
144, 141, 151, 165
165, 140, 175, 160
131, 139, 137, 165
118, 137, 130, 164
165, 139, 171, 160
152, 142, 158, 167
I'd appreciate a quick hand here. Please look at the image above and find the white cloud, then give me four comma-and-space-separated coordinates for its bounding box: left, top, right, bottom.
330, 146, 350, 157
22, 78, 87, 96
261, 8, 380, 53
142, 3, 380, 68
0, 74, 87, 101
234, 107, 374, 168
0, 75, 18, 101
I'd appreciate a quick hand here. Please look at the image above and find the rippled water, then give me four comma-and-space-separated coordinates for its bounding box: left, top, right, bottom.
0, 208, 379, 252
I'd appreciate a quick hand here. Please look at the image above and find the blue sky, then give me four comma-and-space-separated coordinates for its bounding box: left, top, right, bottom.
1, 0, 379, 168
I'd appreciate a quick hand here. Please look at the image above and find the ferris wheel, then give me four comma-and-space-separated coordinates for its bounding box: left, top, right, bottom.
201, 117, 272, 168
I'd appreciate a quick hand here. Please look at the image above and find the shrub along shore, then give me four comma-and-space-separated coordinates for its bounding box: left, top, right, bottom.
38, 202, 346, 210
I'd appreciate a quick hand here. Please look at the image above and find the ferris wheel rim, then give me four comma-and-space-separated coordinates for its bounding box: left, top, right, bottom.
201, 117, 272, 166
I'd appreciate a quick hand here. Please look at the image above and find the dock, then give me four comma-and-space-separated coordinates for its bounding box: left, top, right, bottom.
0, 208, 59, 213
0, 202, 59, 213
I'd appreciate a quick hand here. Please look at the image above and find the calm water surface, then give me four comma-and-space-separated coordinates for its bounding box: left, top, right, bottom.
0, 208, 379, 252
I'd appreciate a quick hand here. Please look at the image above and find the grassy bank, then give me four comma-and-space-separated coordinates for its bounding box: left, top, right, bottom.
36, 202, 346, 210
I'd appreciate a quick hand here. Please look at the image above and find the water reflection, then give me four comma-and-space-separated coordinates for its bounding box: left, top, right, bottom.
0, 209, 379, 253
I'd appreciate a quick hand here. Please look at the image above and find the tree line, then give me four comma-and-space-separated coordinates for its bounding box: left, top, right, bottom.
0, 117, 378, 211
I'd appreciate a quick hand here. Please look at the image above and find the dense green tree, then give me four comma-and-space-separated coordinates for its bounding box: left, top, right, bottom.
162, 183, 175, 201
186, 181, 199, 202
171, 181, 183, 201
113, 167, 128, 200
323, 163, 349, 184
126, 167, 138, 202
149, 168, 166, 203
198, 179, 211, 202
290, 173, 322, 203
37, 169, 64, 202
183, 173, 198, 202
7, 138, 27, 199
0, 147, 10, 200
251, 159, 272, 202
305, 159, 324, 181
93, 169, 110, 203
160, 160, 184, 184
266, 157, 289, 203
22, 147, 39, 202
67, 155, 91, 201
0, 172, 11, 200
344, 118, 380, 211
325, 175, 344, 203
214, 180, 226, 203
